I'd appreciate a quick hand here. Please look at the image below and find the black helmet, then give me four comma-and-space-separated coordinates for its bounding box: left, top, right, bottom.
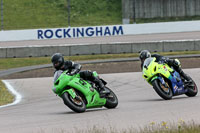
51, 53, 64, 70
139, 50, 151, 62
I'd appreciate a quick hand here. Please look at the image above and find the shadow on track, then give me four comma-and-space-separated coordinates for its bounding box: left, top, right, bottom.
132, 96, 192, 103
49, 108, 114, 115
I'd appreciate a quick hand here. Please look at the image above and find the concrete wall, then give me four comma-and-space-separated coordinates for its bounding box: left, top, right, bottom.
2, 21, 200, 41
122, 0, 200, 23
1, 40, 200, 58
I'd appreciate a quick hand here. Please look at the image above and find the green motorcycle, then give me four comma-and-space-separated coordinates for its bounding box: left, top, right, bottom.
52, 70, 118, 113
142, 57, 198, 100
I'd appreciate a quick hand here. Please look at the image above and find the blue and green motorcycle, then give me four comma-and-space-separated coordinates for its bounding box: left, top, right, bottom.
142, 57, 198, 100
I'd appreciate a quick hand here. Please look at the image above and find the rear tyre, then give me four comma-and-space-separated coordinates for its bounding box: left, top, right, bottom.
185, 76, 198, 97
62, 92, 86, 113
152, 79, 173, 100
104, 87, 118, 109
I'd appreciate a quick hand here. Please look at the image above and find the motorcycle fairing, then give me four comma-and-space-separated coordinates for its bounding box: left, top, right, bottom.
169, 71, 186, 95
53, 71, 106, 108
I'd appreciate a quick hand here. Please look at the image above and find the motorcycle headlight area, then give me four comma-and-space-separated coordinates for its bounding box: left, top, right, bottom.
154, 66, 157, 72
144, 75, 148, 78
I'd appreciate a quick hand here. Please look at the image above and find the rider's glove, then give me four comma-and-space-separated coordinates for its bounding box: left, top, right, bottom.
160, 57, 169, 64
69, 69, 79, 75
163, 59, 168, 63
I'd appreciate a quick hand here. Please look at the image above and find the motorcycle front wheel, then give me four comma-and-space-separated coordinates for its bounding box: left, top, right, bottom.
62, 91, 86, 113
152, 79, 173, 100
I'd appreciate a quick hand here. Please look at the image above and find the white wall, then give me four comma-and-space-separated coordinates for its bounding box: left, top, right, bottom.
1, 20, 200, 42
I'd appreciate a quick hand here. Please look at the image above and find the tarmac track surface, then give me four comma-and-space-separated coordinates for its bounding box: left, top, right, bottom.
1, 31, 200, 47
0, 68, 200, 133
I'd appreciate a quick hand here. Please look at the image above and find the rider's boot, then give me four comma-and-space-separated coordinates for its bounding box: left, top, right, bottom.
171, 59, 192, 83
177, 67, 192, 84
93, 76, 110, 97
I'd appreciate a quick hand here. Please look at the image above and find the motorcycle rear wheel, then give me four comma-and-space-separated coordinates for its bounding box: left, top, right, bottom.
185, 76, 198, 97
152, 79, 173, 100
62, 92, 86, 113
104, 87, 118, 109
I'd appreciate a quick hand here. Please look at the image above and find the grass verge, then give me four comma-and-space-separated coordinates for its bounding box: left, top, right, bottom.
3, 0, 121, 30
0, 51, 200, 70
0, 80, 14, 106
37, 120, 200, 133
88, 122, 200, 133
3, 0, 200, 30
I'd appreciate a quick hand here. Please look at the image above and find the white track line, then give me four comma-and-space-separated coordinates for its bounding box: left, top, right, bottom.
0, 80, 22, 108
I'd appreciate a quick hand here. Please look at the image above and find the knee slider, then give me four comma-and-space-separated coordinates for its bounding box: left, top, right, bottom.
80, 70, 93, 80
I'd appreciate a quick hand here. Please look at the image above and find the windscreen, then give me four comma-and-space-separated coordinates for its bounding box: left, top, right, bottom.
143, 57, 154, 69
53, 70, 63, 83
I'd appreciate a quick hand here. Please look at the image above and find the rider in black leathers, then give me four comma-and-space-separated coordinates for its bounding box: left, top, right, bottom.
51, 53, 109, 97
139, 50, 191, 82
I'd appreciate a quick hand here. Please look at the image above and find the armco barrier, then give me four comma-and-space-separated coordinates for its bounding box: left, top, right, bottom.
0, 48, 7, 57
195, 41, 200, 50
70, 44, 101, 55
163, 41, 195, 52
101, 43, 132, 54
132, 42, 163, 53
1, 40, 200, 58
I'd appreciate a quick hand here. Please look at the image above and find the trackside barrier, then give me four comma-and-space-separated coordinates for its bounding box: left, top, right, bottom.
1, 21, 200, 42
0, 40, 200, 58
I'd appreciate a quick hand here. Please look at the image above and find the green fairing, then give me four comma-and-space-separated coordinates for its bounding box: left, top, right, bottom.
63, 89, 76, 99
151, 76, 158, 82
92, 71, 99, 77
53, 71, 106, 108
143, 58, 174, 85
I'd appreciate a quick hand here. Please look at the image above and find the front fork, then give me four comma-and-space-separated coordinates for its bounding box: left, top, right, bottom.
152, 75, 187, 96
61, 89, 76, 98
151, 75, 169, 89
151, 75, 166, 86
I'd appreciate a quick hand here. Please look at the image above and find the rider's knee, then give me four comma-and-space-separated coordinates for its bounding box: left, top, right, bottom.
79, 70, 93, 80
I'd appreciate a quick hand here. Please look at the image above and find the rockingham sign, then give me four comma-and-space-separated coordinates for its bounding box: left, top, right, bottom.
0, 25, 124, 42
1, 20, 200, 41
37, 26, 124, 39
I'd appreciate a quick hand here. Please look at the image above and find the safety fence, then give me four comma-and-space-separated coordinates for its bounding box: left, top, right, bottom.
122, 0, 200, 23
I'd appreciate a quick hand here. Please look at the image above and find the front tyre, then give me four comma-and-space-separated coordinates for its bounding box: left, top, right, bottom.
104, 87, 118, 109
62, 92, 86, 113
152, 79, 173, 100
185, 76, 198, 97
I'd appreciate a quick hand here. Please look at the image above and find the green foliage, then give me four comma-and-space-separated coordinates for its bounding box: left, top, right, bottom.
0, 57, 51, 70
70, 0, 121, 26
2, 0, 122, 30
36, 122, 200, 133
0, 80, 14, 106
